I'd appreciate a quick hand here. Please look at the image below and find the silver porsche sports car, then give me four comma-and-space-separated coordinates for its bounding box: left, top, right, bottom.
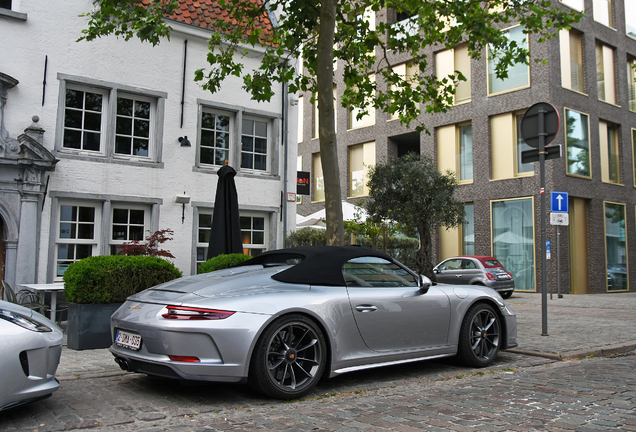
0, 300, 63, 411
110, 246, 517, 399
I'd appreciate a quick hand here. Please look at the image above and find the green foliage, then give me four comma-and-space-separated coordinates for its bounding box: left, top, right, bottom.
356, 235, 420, 269
366, 154, 464, 229
365, 154, 464, 276
78, 0, 580, 132
286, 227, 418, 268
63, 255, 182, 304
78, 0, 581, 245
286, 228, 328, 247
198, 253, 252, 274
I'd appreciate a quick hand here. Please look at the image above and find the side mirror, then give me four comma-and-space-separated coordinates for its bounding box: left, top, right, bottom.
433, 268, 440, 274
418, 275, 432, 294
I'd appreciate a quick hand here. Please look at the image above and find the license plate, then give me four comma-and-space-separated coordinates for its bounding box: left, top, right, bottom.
116, 330, 142, 350
497, 274, 510, 280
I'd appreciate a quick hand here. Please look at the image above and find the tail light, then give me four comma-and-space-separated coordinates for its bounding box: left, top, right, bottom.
169, 355, 200, 362
486, 273, 496, 281
508, 272, 513, 279
162, 306, 235, 320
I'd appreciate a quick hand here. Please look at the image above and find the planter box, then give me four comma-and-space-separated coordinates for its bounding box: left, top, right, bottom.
66, 303, 122, 350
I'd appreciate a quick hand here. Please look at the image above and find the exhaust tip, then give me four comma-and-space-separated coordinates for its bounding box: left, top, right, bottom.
115, 357, 131, 371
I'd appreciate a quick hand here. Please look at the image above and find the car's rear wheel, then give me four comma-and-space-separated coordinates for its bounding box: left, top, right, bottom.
456, 303, 501, 367
249, 314, 326, 399
500, 290, 513, 299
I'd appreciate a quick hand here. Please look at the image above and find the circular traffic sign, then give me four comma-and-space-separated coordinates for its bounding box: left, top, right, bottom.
520, 102, 560, 149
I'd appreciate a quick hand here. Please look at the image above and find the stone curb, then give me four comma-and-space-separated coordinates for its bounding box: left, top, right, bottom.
507, 340, 636, 361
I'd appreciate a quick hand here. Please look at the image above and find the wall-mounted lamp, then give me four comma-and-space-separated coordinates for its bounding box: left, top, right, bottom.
175, 193, 191, 224
289, 97, 299, 106
178, 136, 191, 147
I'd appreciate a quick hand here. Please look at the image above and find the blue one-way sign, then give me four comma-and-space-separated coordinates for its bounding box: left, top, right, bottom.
551, 191, 569, 213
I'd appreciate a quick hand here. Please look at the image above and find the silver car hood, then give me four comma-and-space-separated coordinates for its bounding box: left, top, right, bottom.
127, 264, 310, 304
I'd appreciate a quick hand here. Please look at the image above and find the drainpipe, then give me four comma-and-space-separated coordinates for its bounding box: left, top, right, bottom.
282, 78, 289, 247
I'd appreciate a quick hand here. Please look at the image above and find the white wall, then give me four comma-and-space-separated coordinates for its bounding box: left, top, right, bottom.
2, 0, 298, 279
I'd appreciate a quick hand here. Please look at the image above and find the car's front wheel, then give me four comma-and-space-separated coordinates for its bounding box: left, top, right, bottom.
456, 303, 501, 367
249, 314, 326, 399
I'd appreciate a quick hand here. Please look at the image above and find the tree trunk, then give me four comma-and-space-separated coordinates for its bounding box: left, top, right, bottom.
317, 0, 344, 246
416, 222, 436, 281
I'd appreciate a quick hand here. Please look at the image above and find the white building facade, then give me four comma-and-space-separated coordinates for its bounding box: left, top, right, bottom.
0, 0, 298, 288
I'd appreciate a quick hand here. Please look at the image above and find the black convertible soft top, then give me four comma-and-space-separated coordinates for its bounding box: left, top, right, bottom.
236, 246, 396, 286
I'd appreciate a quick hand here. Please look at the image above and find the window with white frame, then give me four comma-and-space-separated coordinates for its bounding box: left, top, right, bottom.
59, 78, 164, 162
56, 203, 100, 278
0, 1, 11, 9
196, 212, 213, 269
241, 117, 269, 172
63, 87, 106, 152
240, 214, 267, 256
110, 206, 148, 255
115, 95, 152, 157
200, 110, 231, 166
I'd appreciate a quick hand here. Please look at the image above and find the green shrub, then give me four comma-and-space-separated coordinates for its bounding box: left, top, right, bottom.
286, 228, 419, 269
63, 255, 182, 304
198, 253, 252, 274
286, 228, 327, 246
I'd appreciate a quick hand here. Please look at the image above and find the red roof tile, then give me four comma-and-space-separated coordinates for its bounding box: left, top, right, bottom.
168, 0, 275, 43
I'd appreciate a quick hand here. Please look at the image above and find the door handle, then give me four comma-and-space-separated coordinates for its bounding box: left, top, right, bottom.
355, 305, 378, 313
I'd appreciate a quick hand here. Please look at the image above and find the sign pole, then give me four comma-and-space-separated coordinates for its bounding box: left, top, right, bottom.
539, 107, 548, 336
557, 225, 562, 298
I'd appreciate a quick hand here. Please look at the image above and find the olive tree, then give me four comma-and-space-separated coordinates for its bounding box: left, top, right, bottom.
80, 0, 580, 245
365, 154, 464, 278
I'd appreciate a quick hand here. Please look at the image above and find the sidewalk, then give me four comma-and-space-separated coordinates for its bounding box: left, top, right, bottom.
55, 291, 636, 379
506, 291, 636, 360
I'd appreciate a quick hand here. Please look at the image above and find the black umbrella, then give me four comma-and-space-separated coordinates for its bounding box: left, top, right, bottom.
207, 162, 243, 259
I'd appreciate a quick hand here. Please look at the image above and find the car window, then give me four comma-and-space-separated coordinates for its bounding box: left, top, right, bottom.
463, 259, 477, 269
439, 259, 462, 271
483, 259, 503, 267
343, 257, 417, 287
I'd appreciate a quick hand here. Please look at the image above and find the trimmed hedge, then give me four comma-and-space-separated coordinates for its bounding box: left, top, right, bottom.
198, 253, 252, 274
63, 255, 182, 304
286, 228, 420, 269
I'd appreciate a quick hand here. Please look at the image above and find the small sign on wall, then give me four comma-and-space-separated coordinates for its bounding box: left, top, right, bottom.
297, 171, 310, 195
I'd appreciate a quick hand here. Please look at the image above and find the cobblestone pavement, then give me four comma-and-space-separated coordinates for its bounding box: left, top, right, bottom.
1, 292, 635, 431
1, 352, 634, 431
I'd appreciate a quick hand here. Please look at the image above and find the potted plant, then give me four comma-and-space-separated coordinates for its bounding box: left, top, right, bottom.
63, 230, 181, 350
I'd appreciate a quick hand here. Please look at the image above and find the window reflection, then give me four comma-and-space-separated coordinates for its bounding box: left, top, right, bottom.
492, 198, 535, 291
604, 202, 628, 291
